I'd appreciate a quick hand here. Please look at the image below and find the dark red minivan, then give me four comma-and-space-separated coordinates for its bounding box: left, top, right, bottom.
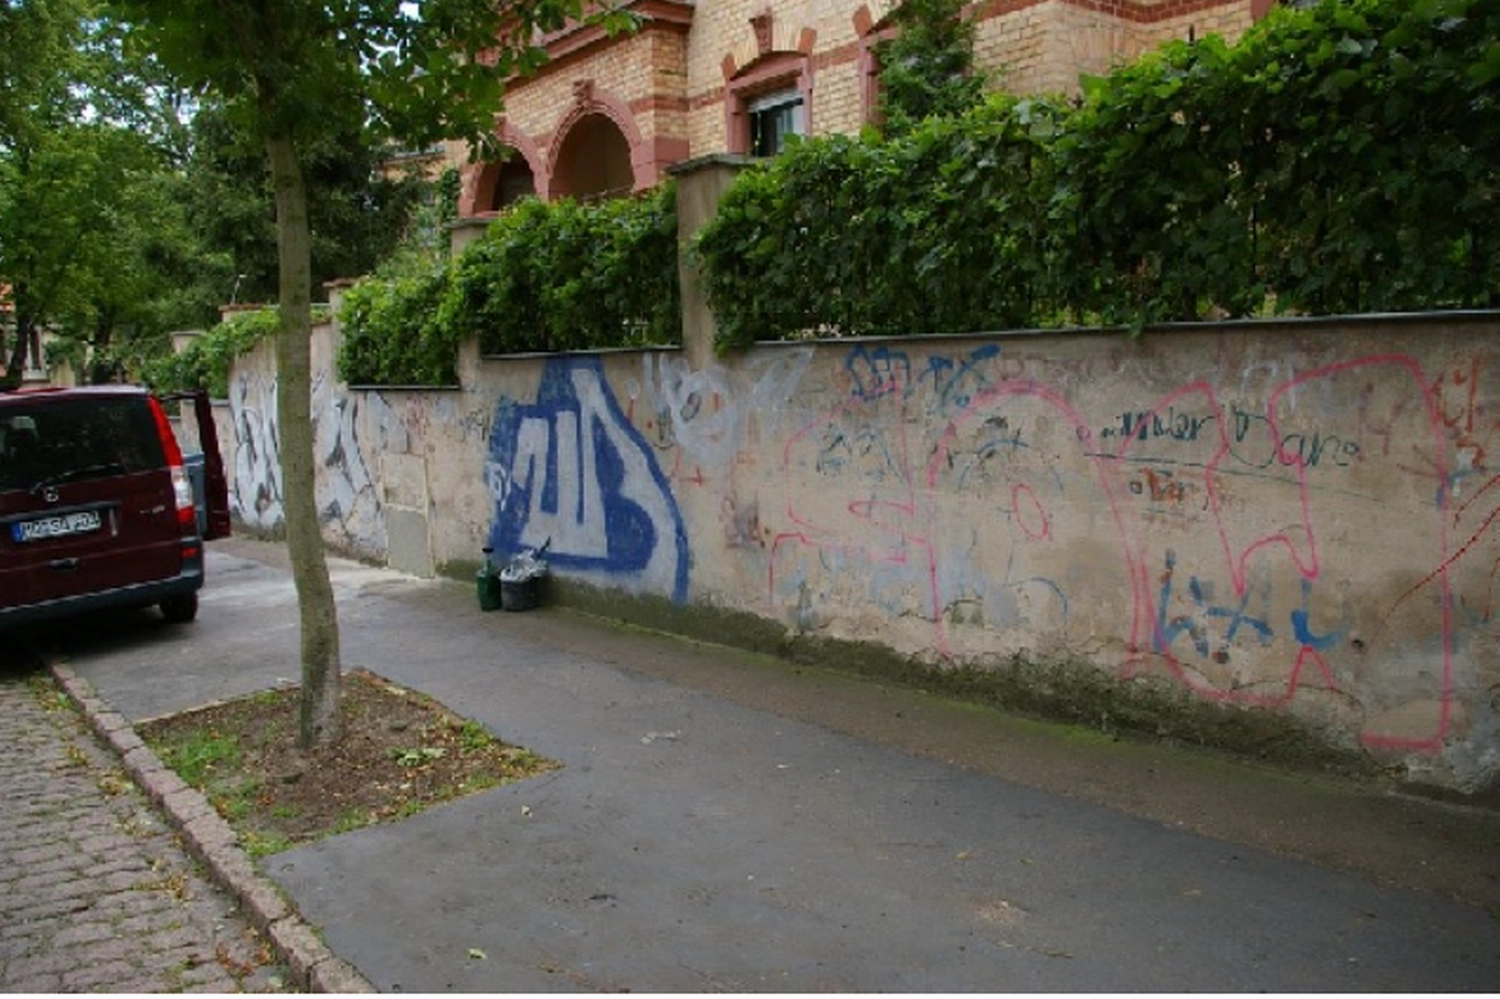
0, 385, 230, 628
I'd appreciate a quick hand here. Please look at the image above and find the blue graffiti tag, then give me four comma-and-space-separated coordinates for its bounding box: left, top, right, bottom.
1289, 578, 1343, 652
1155, 551, 1274, 659
845, 345, 912, 401
486, 357, 690, 603
921, 343, 1001, 415
1154, 555, 1348, 661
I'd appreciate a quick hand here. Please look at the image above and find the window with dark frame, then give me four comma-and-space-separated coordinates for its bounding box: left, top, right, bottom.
748, 89, 805, 157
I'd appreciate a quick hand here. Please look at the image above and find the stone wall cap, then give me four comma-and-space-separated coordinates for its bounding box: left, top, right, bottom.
667, 153, 760, 177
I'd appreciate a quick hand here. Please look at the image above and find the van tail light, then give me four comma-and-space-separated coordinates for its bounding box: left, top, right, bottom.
148, 396, 197, 532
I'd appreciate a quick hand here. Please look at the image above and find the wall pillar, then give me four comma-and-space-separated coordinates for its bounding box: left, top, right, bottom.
449, 217, 494, 258
667, 154, 756, 369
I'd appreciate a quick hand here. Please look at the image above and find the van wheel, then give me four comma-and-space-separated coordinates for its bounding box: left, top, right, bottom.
159, 593, 199, 624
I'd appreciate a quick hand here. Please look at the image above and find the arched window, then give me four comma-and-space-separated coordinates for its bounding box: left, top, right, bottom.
551, 113, 635, 201
464, 137, 544, 216
490, 157, 536, 210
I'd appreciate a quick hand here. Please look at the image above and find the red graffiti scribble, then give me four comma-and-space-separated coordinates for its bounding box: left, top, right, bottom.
771, 382, 938, 638
1012, 483, 1050, 541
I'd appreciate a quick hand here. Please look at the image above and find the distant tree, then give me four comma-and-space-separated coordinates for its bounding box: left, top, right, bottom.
875, 0, 986, 136
0, 0, 198, 384
38, 128, 201, 382
110, 0, 635, 749
182, 102, 428, 312
1, 0, 93, 382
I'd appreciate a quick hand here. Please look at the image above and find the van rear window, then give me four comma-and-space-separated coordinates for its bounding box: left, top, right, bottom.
0, 396, 166, 493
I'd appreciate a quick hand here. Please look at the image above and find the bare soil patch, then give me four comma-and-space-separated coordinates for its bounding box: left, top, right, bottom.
139, 669, 556, 857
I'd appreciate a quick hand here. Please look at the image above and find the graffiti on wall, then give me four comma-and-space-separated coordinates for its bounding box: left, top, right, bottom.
228, 370, 283, 530
486, 357, 690, 602
639, 351, 814, 463
225, 324, 1499, 783
319, 386, 386, 555
768, 342, 1500, 757
227, 367, 387, 556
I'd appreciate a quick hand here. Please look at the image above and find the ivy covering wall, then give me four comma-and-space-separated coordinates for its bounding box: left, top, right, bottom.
695, 0, 1500, 346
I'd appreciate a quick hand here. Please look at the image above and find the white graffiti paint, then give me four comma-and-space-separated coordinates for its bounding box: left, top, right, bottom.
226, 366, 387, 556
320, 394, 386, 556
228, 371, 283, 530
486, 361, 689, 600
638, 349, 814, 470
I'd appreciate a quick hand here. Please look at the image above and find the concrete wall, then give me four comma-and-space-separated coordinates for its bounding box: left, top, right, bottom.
221, 311, 1500, 793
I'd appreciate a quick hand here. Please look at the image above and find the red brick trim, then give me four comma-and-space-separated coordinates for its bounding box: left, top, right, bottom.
853, 7, 898, 128
690, 87, 727, 113
970, 0, 1244, 25
628, 93, 692, 115
750, 8, 774, 56
813, 40, 862, 73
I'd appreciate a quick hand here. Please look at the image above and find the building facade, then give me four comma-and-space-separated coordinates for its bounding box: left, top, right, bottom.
456, 0, 1278, 217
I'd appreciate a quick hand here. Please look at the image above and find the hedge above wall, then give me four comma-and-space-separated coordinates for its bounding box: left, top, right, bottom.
143, 307, 282, 398
336, 184, 681, 386
339, 262, 458, 386
448, 188, 681, 356
694, 0, 1500, 347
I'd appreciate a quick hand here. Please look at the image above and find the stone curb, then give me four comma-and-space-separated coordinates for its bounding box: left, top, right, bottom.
50, 663, 378, 994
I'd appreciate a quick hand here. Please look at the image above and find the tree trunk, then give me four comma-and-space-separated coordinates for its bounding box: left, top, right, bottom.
4, 317, 35, 389
4, 281, 36, 389
266, 131, 343, 749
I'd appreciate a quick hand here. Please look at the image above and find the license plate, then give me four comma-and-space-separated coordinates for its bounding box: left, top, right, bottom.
11, 510, 103, 543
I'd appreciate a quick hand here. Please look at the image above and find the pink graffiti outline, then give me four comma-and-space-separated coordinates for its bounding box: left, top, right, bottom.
773, 354, 1457, 753
1275, 356, 1451, 751
1110, 380, 1334, 707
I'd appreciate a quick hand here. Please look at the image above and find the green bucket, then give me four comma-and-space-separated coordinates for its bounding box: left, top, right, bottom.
477, 547, 503, 611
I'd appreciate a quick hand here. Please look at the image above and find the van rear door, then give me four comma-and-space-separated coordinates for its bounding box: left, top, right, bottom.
158, 389, 232, 541
188, 389, 231, 540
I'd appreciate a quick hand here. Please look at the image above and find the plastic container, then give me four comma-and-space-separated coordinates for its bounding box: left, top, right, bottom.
500, 576, 542, 611
498, 540, 550, 612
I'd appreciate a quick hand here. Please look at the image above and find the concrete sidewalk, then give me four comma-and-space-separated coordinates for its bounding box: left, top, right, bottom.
61, 536, 1500, 992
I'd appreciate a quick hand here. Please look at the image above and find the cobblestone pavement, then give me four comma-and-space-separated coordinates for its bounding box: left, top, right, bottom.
0, 663, 293, 993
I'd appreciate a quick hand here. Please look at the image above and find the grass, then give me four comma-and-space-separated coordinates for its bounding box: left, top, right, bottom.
139, 669, 558, 860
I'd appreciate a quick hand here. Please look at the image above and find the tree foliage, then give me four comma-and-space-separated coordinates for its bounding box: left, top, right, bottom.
697, 0, 1500, 346
874, 0, 987, 136
141, 305, 331, 399
179, 102, 429, 316
694, 100, 1060, 344
339, 263, 458, 385
447, 187, 680, 356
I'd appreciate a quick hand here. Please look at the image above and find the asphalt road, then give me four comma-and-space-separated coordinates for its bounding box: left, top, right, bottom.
28, 535, 1500, 992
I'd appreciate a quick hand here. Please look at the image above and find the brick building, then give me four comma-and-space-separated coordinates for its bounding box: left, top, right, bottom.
456, 0, 1281, 217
